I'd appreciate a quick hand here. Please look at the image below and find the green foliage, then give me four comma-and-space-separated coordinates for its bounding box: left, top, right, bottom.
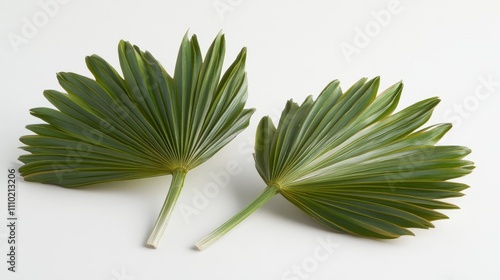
18, 33, 255, 248
255, 77, 473, 238
196, 77, 473, 249
19, 33, 254, 187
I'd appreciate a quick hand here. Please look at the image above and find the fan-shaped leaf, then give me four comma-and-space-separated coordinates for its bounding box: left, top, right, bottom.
19, 33, 255, 248
196, 77, 473, 250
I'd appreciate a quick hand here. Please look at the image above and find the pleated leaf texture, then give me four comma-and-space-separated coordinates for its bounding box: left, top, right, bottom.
18, 33, 255, 248
196, 77, 474, 249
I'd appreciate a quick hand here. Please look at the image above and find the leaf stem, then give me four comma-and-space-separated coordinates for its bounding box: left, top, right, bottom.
195, 185, 278, 250
146, 169, 186, 249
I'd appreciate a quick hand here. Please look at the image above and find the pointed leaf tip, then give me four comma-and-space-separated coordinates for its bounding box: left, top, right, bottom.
252, 78, 472, 241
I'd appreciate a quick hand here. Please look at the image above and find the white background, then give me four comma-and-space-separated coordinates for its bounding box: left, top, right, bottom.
1, 0, 499, 279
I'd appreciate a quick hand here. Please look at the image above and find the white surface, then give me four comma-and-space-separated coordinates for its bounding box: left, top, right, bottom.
1, 0, 499, 279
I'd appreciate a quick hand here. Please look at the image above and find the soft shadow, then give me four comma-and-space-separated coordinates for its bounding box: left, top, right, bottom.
65, 175, 170, 193
225, 172, 332, 233
224, 176, 399, 245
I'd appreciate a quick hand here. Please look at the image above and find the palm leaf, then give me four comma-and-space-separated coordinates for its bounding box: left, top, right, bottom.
196, 77, 473, 249
18, 33, 255, 248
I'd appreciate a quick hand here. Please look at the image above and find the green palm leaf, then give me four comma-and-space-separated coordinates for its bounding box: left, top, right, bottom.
18, 33, 255, 248
196, 77, 473, 249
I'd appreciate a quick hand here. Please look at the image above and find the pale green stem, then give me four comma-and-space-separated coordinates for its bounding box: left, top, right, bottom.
195, 185, 278, 250
146, 169, 186, 249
